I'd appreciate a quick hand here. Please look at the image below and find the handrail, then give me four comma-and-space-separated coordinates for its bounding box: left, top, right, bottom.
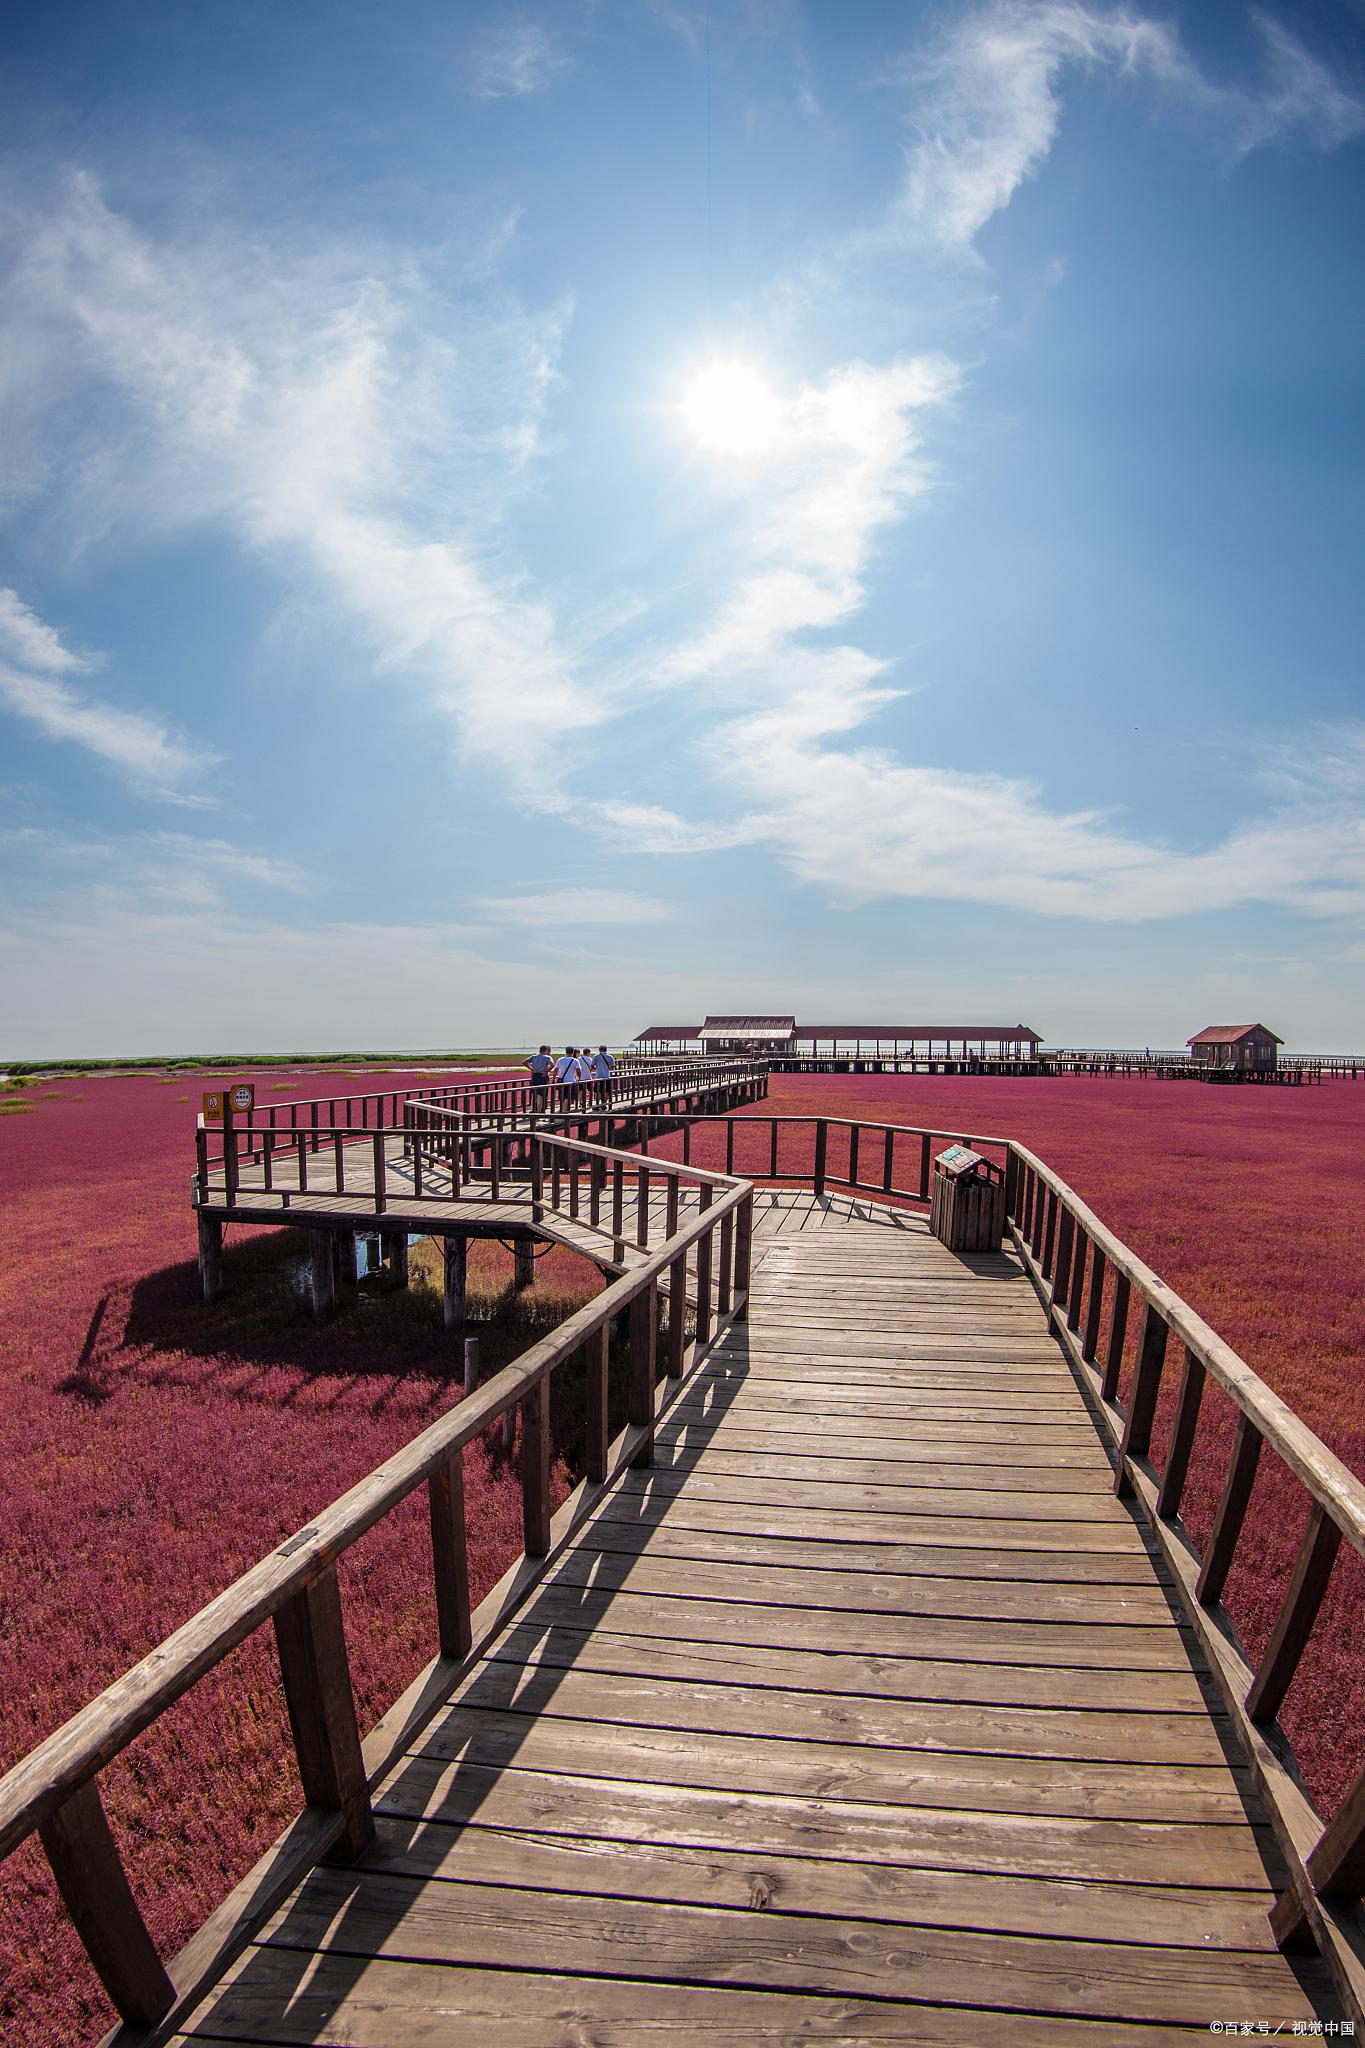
1003, 1139, 1365, 2016
0, 1144, 754, 2031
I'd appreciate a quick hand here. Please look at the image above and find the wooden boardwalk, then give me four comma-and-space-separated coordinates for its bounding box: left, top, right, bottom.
168, 1195, 1339, 2043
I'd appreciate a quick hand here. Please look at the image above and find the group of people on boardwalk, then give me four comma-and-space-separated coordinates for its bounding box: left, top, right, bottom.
525, 1043, 616, 1109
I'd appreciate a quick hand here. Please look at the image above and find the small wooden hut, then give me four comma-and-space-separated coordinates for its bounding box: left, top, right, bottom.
1186, 1024, 1282, 1075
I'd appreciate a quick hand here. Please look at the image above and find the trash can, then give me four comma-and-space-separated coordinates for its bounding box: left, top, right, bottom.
930, 1145, 1005, 1253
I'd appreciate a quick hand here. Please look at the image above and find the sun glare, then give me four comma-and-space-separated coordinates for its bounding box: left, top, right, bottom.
677, 358, 783, 459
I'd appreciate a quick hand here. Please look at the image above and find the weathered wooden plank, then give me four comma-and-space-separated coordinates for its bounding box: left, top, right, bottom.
541, 1546, 1175, 1625
377, 1753, 1278, 1888
249, 1868, 1331, 2026
508, 1583, 1194, 1669
442, 1661, 1229, 1767
480, 1618, 1215, 1712
176, 1955, 1225, 2046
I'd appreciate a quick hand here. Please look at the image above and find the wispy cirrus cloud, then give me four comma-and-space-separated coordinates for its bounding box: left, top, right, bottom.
469, 21, 567, 100
3, 822, 308, 916
893, 2, 1365, 253
610, 346, 1365, 925
475, 887, 678, 926
0, 173, 603, 801
0, 587, 217, 798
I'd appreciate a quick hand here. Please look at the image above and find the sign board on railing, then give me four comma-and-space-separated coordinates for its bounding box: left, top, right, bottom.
202, 1083, 255, 1121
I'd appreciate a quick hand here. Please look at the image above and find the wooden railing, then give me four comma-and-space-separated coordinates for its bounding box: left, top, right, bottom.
194, 1063, 768, 1210
239, 1057, 760, 1134
1005, 1143, 1365, 2018
494, 1110, 1009, 1208
0, 1141, 755, 2036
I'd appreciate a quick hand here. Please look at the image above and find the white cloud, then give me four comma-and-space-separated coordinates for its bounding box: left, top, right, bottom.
893, 3, 1365, 253
0, 173, 603, 802
470, 22, 567, 99
659, 356, 958, 688
619, 350, 1365, 927
475, 887, 678, 926
0, 588, 216, 796
3, 823, 308, 916
0, 586, 93, 673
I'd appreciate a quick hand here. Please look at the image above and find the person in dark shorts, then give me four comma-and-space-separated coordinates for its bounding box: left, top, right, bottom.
527, 1044, 553, 1111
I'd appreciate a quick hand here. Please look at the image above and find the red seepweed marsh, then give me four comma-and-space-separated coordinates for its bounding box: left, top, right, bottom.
1, 1066, 1362, 2045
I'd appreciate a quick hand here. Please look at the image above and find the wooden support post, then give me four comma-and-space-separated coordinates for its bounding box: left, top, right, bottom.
513, 1236, 535, 1291
1082, 1244, 1107, 1363
333, 1230, 356, 1297
586, 1325, 610, 1482
197, 1212, 223, 1302
428, 1450, 471, 1659
813, 1119, 828, 1199
695, 1189, 715, 1347
1274, 1761, 1365, 1948
1114, 1303, 1168, 1494
718, 1210, 733, 1316
630, 1279, 657, 1467
309, 1230, 336, 1319
443, 1236, 467, 1332
612, 1159, 625, 1265
380, 1230, 409, 1286
39, 1779, 175, 2028
1100, 1271, 1130, 1402
1066, 1230, 1087, 1330
1050, 1207, 1075, 1311
1246, 1502, 1341, 1723
1156, 1349, 1205, 1520
1196, 1413, 1262, 1606
273, 1564, 373, 1857
522, 1373, 552, 1555
734, 1193, 752, 1321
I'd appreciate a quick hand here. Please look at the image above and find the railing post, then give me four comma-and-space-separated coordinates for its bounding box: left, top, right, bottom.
1100, 1271, 1130, 1402
531, 1138, 543, 1222
1196, 1413, 1262, 1606
919, 1132, 931, 1201
522, 1372, 552, 1556
223, 1100, 238, 1206
1156, 1348, 1206, 1520
612, 1158, 625, 1264
1049, 1207, 1075, 1311
586, 1325, 610, 1482
1066, 1229, 1087, 1329
636, 1165, 650, 1250
1245, 1502, 1341, 1723
428, 1450, 472, 1658
734, 1191, 753, 1320
1115, 1303, 1168, 1496
718, 1209, 734, 1316
372, 1132, 386, 1213
630, 1278, 657, 1466
39, 1779, 175, 2027
695, 1186, 715, 1345
273, 1564, 373, 1858
1082, 1245, 1107, 1362
813, 1120, 828, 1199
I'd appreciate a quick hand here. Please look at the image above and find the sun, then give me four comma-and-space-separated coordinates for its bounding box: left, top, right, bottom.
677, 358, 783, 459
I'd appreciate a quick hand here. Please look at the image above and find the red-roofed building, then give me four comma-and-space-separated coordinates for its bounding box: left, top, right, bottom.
1187, 1024, 1282, 1074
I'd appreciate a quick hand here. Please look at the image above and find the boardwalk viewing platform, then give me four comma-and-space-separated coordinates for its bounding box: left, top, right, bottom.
3, 1086, 1365, 2040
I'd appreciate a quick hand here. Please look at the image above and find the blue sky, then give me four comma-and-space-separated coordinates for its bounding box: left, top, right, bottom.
1, 0, 1363, 1054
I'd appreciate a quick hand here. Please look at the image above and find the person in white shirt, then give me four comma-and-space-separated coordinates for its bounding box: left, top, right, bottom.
590, 1043, 615, 1107
552, 1047, 580, 1106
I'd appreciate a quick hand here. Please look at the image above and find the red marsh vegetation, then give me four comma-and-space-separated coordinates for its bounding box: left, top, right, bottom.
2, 1066, 1363, 2043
